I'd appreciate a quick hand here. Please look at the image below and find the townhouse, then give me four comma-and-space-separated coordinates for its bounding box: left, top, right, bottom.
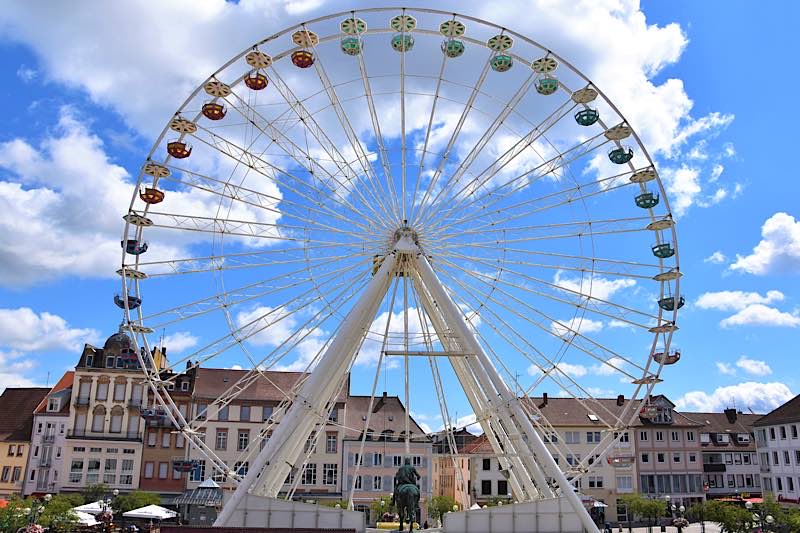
754, 393, 800, 505
0, 387, 50, 496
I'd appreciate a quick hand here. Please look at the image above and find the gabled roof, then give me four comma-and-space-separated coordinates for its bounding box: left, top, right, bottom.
0, 388, 50, 441
680, 411, 762, 449
34, 371, 74, 414
193, 368, 349, 403
754, 394, 800, 427
521, 396, 643, 427
343, 393, 427, 440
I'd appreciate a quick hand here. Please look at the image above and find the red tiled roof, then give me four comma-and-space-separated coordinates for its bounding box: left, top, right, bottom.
193, 368, 348, 403
0, 388, 50, 442
754, 394, 800, 427
33, 371, 74, 414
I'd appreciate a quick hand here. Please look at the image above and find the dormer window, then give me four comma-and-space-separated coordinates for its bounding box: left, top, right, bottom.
654, 407, 673, 424
47, 398, 60, 412
106, 355, 115, 368
85, 355, 94, 367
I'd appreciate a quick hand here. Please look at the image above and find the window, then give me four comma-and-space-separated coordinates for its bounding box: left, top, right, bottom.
671, 431, 680, 442
6, 445, 15, 456
302, 463, 317, 485
113, 382, 126, 401
776, 477, 783, 491
144, 462, 155, 478
565, 431, 580, 444
773, 451, 779, 465
0, 467, 9, 482
238, 430, 249, 451
481, 479, 492, 495
686, 430, 695, 441
323, 463, 337, 485
216, 429, 228, 450
354, 475, 362, 489
326, 433, 337, 454
159, 462, 168, 479
497, 479, 508, 496
657, 453, 665, 463
784, 450, 791, 466
412, 456, 422, 467
394, 455, 402, 467
189, 460, 206, 482
639, 431, 648, 441
734, 453, 743, 465
614, 432, 630, 443
197, 403, 207, 420
725, 453, 733, 465
181, 381, 189, 392
120, 459, 134, 485
795, 451, 800, 464
329, 408, 338, 423
161, 432, 171, 448
788, 477, 796, 492
91, 406, 106, 433
106, 355, 114, 368
353, 453, 363, 466
655, 431, 664, 442
96, 381, 109, 401
372, 475, 382, 491
176, 434, 184, 449
147, 431, 157, 447
586, 431, 601, 443
110, 407, 123, 433
792, 425, 798, 439
47, 398, 60, 412
234, 461, 248, 476
218, 405, 229, 421
373, 453, 383, 467
673, 452, 681, 463
262, 406, 274, 422
240, 405, 251, 422
482, 458, 491, 471
641, 453, 649, 463
616, 475, 633, 490
689, 453, 697, 463
780, 426, 787, 439
588, 476, 604, 488
769, 427, 776, 440
86, 459, 100, 484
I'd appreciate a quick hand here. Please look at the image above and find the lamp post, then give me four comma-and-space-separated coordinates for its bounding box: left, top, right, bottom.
745, 501, 774, 532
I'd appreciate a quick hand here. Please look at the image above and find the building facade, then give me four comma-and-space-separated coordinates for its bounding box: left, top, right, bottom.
62, 331, 151, 494
430, 428, 475, 510
634, 395, 705, 509
682, 409, 762, 499
754, 394, 800, 505
23, 372, 74, 496
342, 394, 433, 525
0, 387, 50, 496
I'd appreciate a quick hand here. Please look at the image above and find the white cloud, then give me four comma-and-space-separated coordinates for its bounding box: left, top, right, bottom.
730, 212, 800, 275
0, 307, 98, 352
16, 65, 37, 82
528, 361, 588, 378
709, 164, 724, 183
591, 356, 628, 376
0, 351, 39, 392
735, 356, 771, 377
162, 331, 199, 354
553, 271, 635, 301
715, 362, 735, 376
703, 251, 726, 264
696, 290, 785, 311
660, 165, 700, 217
720, 304, 800, 328
675, 382, 793, 413
550, 316, 604, 338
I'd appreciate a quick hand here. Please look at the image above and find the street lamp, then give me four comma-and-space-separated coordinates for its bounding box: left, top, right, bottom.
745, 501, 774, 531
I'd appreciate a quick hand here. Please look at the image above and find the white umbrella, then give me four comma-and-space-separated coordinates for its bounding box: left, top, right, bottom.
122, 504, 178, 520
73, 501, 106, 515
74, 510, 99, 526
469, 503, 481, 510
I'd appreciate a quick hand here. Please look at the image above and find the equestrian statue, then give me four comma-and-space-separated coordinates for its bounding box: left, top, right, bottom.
392, 457, 420, 532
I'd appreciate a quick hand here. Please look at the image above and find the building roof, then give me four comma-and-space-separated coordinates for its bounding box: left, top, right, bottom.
193, 368, 349, 403
343, 393, 427, 440
754, 394, 800, 427
0, 388, 51, 442
521, 395, 643, 427
681, 410, 762, 450
34, 371, 74, 415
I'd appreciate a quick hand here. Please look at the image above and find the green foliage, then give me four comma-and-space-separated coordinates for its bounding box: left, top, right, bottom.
82, 483, 110, 503
426, 495, 456, 521
704, 500, 754, 533
112, 490, 161, 514
369, 495, 397, 519
320, 499, 348, 509
58, 493, 85, 507
617, 493, 667, 525
39, 495, 80, 532
0, 497, 33, 532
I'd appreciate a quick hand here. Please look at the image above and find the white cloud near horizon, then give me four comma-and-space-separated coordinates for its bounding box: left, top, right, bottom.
676, 381, 793, 413
730, 212, 800, 275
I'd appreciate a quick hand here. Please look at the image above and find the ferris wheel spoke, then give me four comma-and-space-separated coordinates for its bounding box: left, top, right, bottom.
220, 88, 396, 231
440, 273, 629, 428
414, 70, 537, 225
266, 65, 400, 228
427, 128, 613, 227
187, 123, 384, 228
414, 53, 495, 224
138, 255, 370, 328
426, 168, 640, 237
416, 95, 580, 227
436, 254, 658, 327
434, 258, 648, 370
436, 226, 649, 249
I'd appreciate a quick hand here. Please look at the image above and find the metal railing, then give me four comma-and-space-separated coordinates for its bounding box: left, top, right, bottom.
67, 429, 142, 442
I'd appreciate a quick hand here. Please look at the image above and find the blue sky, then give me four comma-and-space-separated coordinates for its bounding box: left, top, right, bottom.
0, 0, 798, 433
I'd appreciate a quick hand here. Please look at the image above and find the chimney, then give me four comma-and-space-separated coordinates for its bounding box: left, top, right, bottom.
617, 394, 625, 406
724, 408, 737, 423
540, 392, 548, 407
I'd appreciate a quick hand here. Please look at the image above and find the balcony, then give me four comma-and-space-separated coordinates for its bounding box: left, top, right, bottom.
703, 463, 726, 473
42, 434, 55, 444
67, 429, 142, 442
74, 396, 90, 406
38, 457, 51, 467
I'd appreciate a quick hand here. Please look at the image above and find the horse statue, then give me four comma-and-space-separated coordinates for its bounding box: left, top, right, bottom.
392, 457, 420, 532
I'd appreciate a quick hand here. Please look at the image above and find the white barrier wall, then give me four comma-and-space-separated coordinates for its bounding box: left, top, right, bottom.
221, 493, 366, 532
443, 497, 597, 533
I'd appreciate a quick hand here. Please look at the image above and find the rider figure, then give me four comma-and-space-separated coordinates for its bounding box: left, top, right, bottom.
392, 457, 420, 507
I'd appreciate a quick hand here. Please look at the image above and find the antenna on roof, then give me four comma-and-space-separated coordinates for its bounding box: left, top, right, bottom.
45, 371, 50, 387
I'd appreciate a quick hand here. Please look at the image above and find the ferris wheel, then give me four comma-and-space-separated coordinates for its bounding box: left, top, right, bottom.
118, 7, 681, 530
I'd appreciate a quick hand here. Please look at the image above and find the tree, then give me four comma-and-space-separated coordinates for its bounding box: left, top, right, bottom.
618, 494, 666, 526
426, 495, 457, 522
368, 495, 397, 522
704, 500, 753, 533
112, 490, 161, 514
0, 497, 32, 532
320, 499, 349, 509
39, 495, 80, 532
82, 483, 110, 503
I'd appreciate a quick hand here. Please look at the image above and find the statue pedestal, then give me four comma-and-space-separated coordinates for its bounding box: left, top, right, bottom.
442, 497, 597, 533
